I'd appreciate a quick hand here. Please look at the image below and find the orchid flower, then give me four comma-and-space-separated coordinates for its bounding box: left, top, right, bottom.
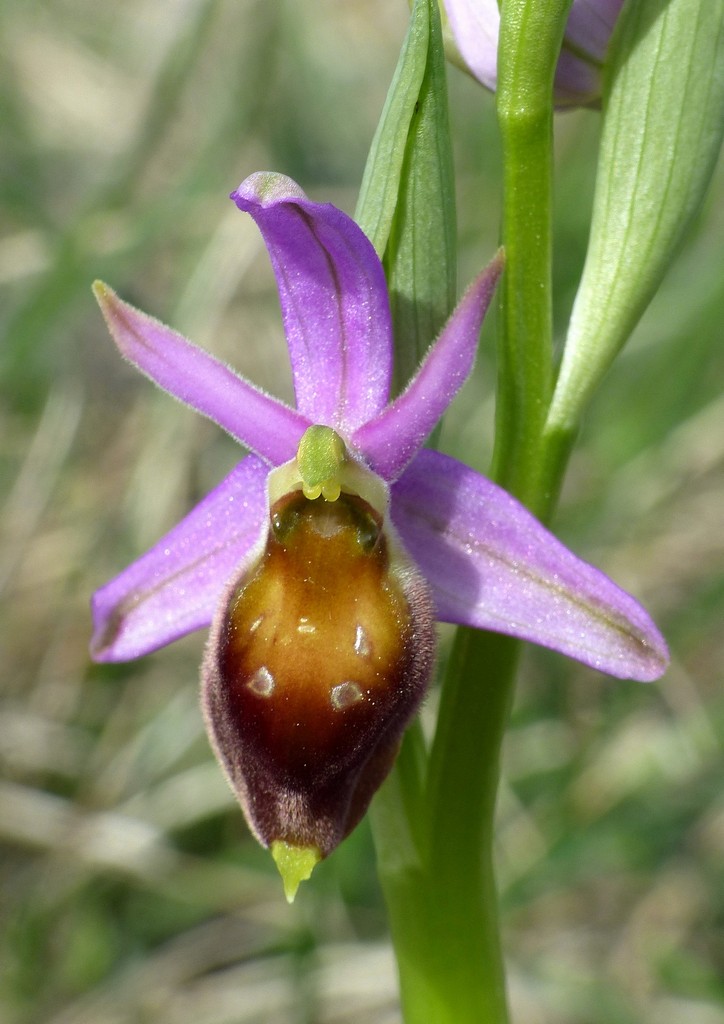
91, 172, 667, 899
442, 0, 624, 107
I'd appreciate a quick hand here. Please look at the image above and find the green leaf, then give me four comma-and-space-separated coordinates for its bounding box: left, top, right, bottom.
547, 0, 724, 434
355, 0, 456, 394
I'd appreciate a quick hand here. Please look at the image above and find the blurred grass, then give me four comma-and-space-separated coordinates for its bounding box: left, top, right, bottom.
1, 2, 723, 1022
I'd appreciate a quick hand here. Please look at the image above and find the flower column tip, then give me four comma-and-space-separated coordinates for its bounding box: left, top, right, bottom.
296, 425, 347, 501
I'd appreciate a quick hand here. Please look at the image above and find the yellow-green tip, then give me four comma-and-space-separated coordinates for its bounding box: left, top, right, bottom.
271, 841, 322, 903
296, 425, 346, 502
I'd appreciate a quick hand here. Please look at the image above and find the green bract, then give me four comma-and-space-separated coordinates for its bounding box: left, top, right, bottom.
548, 0, 724, 434
356, 0, 456, 392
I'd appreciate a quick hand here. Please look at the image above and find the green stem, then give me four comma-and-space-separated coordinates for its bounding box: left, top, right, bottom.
373, 634, 518, 1024
380, 5, 576, 1023
492, 0, 573, 513
373, 5, 577, 1022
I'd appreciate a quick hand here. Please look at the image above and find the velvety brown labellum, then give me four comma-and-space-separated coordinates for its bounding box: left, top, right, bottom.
203, 488, 435, 857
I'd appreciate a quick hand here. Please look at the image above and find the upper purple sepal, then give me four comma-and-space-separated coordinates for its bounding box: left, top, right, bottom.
231, 173, 393, 434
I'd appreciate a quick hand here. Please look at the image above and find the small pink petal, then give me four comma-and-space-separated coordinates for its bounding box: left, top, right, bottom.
353, 251, 503, 481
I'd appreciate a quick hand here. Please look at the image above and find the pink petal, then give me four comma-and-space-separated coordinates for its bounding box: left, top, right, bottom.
566, 0, 624, 62
392, 450, 668, 681
554, 50, 601, 107
94, 283, 310, 466
353, 252, 504, 481
556, 0, 624, 104
445, 0, 500, 92
91, 456, 268, 661
231, 173, 393, 434
444, 0, 620, 105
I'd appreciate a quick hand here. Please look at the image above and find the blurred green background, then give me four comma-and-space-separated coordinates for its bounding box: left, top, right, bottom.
1, 2, 723, 1022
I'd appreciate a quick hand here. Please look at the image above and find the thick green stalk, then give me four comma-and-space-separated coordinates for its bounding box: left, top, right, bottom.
377, 0, 717, 1018
373, 634, 518, 1023
492, 0, 573, 511
373, 3, 575, 1020
395, 4, 574, 1023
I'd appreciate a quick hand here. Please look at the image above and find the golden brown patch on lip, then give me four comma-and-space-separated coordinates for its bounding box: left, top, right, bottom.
202, 487, 435, 857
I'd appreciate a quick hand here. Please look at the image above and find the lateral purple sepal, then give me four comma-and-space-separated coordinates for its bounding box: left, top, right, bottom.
392, 450, 668, 681
93, 283, 310, 466
353, 252, 504, 481
91, 456, 268, 661
231, 173, 393, 433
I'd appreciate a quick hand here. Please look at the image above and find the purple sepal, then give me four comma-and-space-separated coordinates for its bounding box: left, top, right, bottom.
392, 450, 668, 681
445, 0, 499, 91
231, 173, 393, 433
554, 50, 601, 107
93, 283, 310, 466
444, 0, 621, 106
565, 0, 624, 62
91, 456, 268, 661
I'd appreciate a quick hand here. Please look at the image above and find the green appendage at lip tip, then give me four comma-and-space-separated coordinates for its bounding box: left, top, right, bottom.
271, 840, 322, 903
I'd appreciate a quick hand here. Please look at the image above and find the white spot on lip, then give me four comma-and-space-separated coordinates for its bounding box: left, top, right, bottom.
247, 666, 275, 697
354, 623, 371, 657
330, 681, 364, 710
